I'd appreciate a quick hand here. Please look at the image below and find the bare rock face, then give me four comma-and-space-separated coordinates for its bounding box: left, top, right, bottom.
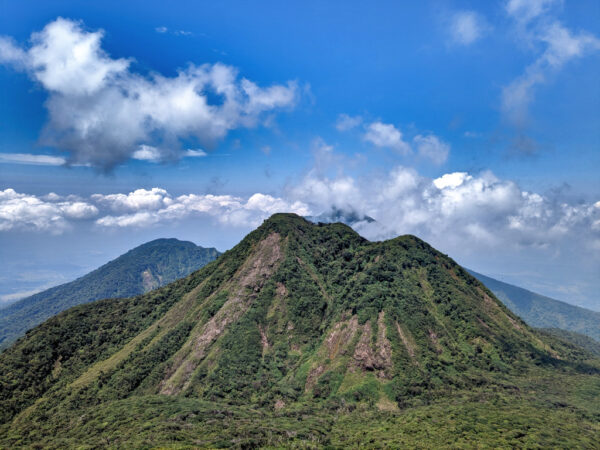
351, 312, 392, 378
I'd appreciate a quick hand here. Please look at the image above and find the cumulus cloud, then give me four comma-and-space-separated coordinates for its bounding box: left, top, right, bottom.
502, 2, 600, 128
0, 18, 298, 170
364, 122, 411, 155
449, 11, 488, 45
287, 165, 600, 258
91, 188, 172, 212
0, 187, 311, 233
94, 190, 310, 228
0, 188, 98, 233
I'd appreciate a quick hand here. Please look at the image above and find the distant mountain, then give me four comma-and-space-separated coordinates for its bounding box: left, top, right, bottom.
0, 238, 220, 349
469, 270, 600, 342
538, 328, 600, 357
1, 214, 598, 447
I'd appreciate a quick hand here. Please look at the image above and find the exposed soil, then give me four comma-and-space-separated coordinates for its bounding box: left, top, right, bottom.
259, 324, 270, 355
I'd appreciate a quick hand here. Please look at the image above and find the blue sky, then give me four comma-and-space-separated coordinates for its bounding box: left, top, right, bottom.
0, 0, 599, 309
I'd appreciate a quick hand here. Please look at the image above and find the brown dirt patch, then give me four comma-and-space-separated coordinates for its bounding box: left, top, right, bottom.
259, 325, 270, 355
352, 313, 393, 378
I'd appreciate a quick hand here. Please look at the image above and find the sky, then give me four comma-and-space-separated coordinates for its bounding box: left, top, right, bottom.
0, 0, 599, 310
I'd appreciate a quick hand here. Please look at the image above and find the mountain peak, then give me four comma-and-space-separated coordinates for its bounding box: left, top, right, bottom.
1, 216, 596, 447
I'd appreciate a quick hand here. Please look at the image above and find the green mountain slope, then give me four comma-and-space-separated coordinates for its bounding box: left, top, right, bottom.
469, 270, 600, 342
538, 328, 600, 357
0, 238, 220, 349
1, 214, 598, 447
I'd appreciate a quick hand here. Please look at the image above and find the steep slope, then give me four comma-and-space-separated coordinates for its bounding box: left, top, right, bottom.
0, 214, 598, 447
469, 270, 600, 342
0, 238, 220, 349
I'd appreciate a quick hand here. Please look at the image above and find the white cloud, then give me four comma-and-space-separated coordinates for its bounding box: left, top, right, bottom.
92, 188, 171, 212
132, 145, 162, 162
335, 114, 362, 131
61, 202, 99, 219
362, 124, 450, 163
449, 11, 487, 45
0, 36, 27, 67
0, 188, 98, 233
184, 149, 207, 157
288, 167, 600, 257
155, 26, 168, 33
0, 186, 311, 233
433, 172, 471, 190
0, 18, 298, 170
364, 122, 411, 155
414, 134, 450, 164
502, 3, 600, 128
131, 146, 206, 162
0, 153, 66, 166
94, 190, 310, 229
1, 172, 597, 268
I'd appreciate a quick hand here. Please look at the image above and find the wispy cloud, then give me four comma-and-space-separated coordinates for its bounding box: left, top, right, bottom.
155, 25, 193, 36
502, 0, 600, 129
361, 122, 450, 164
0, 285, 56, 303
449, 11, 488, 46
184, 149, 207, 157
0, 153, 66, 166
335, 114, 362, 131
413, 134, 450, 165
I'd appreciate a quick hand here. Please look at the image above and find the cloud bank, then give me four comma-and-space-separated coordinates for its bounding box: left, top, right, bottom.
2, 167, 598, 259
0, 18, 298, 170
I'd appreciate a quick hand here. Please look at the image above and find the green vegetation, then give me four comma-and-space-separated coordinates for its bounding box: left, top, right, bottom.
0, 214, 598, 447
0, 238, 220, 349
470, 269, 600, 342
539, 327, 600, 357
